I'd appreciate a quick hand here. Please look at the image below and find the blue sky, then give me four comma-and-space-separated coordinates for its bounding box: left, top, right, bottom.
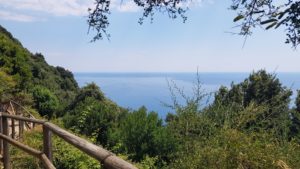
0, 0, 299, 73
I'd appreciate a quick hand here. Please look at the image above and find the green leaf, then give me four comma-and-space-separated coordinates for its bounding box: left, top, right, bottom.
266, 22, 277, 30
233, 15, 244, 22
260, 19, 277, 25
278, 10, 288, 19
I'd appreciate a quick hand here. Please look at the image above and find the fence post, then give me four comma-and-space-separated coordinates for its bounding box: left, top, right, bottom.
11, 119, 15, 139
19, 120, 24, 140
43, 125, 52, 162
3, 116, 10, 169
0, 113, 3, 154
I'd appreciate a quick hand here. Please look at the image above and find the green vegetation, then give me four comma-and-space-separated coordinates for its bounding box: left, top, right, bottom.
10, 129, 101, 169
2, 25, 300, 168
0, 70, 15, 102
296, 90, 300, 113
63, 83, 125, 145
0, 25, 78, 115
212, 70, 292, 140
32, 86, 59, 118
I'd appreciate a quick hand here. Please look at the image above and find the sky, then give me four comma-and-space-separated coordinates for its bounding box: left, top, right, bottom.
0, 0, 299, 73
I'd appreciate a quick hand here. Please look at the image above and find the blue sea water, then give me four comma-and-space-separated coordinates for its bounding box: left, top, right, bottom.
74, 72, 300, 118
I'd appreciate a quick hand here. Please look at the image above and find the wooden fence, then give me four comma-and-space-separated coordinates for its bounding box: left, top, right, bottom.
0, 112, 137, 169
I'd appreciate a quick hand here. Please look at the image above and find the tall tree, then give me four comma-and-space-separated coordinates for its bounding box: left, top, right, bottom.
212, 70, 292, 139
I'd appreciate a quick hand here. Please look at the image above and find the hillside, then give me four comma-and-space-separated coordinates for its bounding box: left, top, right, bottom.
0, 25, 79, 116
2, 25, 300, 169
0, 25, 133, 169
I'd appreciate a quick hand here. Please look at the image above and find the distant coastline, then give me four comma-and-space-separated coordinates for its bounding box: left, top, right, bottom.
73, 72, 300, 118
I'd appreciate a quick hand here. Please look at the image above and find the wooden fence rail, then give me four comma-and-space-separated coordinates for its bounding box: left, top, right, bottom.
0, 112, 137, 169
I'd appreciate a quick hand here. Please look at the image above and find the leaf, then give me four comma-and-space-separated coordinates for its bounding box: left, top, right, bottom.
233, 15, 244, 22
278, 10, 288, 20
260, 19, 277, 25
275, 20, 285, 29
252, 10, 264, 14
266, 22, 277, 30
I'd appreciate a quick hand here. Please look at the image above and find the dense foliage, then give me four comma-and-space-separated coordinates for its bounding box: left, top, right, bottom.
0, 25, 78, 115
62, 70, 300, 168
2, 25, 300, 168
32, 86, 59, 118
0, 70, 15, 102
212, 70, 293, 140
63, 83, 125, 145
296, 90, 300, 113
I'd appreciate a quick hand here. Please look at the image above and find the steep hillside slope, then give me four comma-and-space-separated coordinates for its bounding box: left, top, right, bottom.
0, 25, 79, 116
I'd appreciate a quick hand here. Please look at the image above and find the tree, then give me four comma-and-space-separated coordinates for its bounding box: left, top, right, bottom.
231, 0, 300, 48
0, 26, 79, 112
32, 86, 59, 118
117, 107, 177, 165
212, 70, 292, 139
88, 0, 187, 41
88, 0, 300, 48
214, 70, 292, 110
67, 83, 104, 111
63, 83, 123, 145
0, 70, 16, 102
0, 29, 32, 90
296, 90, 300, 113
290, 90, 300, 140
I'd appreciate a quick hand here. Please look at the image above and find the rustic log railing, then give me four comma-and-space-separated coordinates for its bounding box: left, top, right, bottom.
9, 100, 36, 131
0, 112, 137, 169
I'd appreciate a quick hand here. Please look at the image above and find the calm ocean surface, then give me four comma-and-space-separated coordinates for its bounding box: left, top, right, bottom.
74, 72, 300, 118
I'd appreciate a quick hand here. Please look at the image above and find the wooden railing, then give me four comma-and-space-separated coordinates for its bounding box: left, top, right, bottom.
5, 100, 36, 134
0, 112, 137, 169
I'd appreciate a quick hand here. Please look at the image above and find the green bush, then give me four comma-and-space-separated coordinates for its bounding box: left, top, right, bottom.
169, 128, 300, 169
32, 86, 59, 118
116, 107, 177, 166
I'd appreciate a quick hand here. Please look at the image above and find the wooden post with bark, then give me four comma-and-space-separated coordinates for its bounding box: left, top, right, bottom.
43, 125, 53, 162
2, 116, 10, 169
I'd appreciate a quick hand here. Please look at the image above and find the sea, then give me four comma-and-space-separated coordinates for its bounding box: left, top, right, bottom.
74, 72, 300, 118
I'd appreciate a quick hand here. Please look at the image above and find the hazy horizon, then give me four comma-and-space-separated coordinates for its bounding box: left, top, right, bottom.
74, 71, 300, 73
74, 72, 300, 117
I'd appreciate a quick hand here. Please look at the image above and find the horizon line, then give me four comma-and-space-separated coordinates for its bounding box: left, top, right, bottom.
73, 71, 300, 74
